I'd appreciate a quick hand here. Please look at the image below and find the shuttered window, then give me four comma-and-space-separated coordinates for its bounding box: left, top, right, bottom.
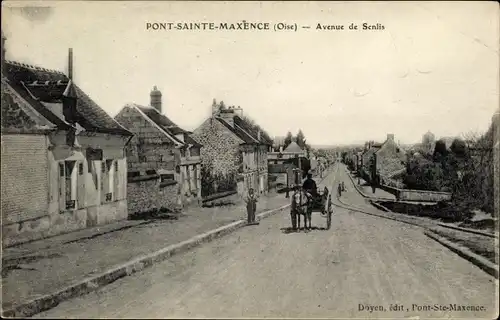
77, 161, 86, 209
60, 161, 77, 212
113, 160, 119, 200
100, 160, 119, 202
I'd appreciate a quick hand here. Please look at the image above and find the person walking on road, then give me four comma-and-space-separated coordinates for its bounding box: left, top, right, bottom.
245, 188, 260, 225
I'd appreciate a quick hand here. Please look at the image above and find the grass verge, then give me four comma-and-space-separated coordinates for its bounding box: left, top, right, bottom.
429, 226, 498, 265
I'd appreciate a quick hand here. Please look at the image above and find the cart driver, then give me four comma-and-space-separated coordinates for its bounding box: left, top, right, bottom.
302, 172, 318, 199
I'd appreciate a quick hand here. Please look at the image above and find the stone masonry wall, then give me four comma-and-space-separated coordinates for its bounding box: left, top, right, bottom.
376, 139, 406, 177
127, 178, 178, 214
192, 118, 242, 196
1, 134, 49, 224
115, 105, 177, 174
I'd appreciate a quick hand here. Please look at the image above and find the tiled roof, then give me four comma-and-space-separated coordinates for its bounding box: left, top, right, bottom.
283, 141, 304, 153
234, 116, 273, 145
136, 105, 189, 135
1, 79, 56, 132
3, 61, 132, 136
184, 134, 203, 148
134, 104, 202, 147
217, 117, 258, 144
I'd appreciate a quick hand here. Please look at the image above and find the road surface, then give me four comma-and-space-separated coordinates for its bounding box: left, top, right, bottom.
35, 164, 498, 319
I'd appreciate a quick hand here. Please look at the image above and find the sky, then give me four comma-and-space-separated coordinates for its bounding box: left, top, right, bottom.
2, 1, 499, 146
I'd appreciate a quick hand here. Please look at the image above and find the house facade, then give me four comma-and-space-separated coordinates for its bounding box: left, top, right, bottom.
268, 141, 307, 165
114, 87, 202, 214
1, 49, 132, 247
360, 134, 406, 184
192, 105, 271, 197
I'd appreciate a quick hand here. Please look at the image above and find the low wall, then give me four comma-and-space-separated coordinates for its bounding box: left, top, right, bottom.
202, 190, 238, 203
380, 184, 452, 202
127, 176, 179, 215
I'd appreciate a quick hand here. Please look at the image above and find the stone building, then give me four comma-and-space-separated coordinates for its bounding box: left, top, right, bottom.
361, 134, 406, 184
192, 105, 272, 197
1, 47, 133, 247
268, 140, 307, 165
114, 87, 202, 214
267, 140, 308, 190
421, 131, 436, 155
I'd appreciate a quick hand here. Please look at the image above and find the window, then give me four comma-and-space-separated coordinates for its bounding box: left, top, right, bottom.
79, 163, 84, 175
59, 161, 78, 211
186, 165, 191, 191
139, 155, 146, 162
101, 159, 117, 203
146, 169, 157, 175
159, 155, 163, 162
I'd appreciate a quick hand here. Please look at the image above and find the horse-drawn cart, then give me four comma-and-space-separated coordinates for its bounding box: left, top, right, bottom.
290, 185, 334, 231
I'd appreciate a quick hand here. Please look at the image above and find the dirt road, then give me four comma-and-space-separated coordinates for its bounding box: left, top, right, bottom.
35, 164, 498, 319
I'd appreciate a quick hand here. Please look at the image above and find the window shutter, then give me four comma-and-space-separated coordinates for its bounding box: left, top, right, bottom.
59, 162, 66, 212
113, 160, 119, 200
77, 161, 86, 209
101, 161, 108, 203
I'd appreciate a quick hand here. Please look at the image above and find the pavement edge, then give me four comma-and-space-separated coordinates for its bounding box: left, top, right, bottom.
424, 230, 499, 279
1, 204, 290, 318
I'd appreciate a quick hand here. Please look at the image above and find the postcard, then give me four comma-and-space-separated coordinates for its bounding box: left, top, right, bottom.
1, 1, 499, 319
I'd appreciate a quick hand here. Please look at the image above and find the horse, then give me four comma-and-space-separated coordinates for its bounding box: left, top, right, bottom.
290, 188, 312, 231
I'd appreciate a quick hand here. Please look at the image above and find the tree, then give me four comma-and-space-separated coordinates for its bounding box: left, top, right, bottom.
219, 100, 226, 110
450, 138, 468, 158
296, 130, 306, 149
283, 132, 293, 149
433, 139, 448, 163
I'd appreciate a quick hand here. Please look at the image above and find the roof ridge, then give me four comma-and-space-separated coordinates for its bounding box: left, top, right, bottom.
131, 104, 184, 146
6, 60, 66, 75
233, 122, 260, 143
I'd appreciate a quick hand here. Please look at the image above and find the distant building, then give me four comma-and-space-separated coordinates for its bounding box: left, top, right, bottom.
268, 140, 307, 165
114, 87, 203, 213
361, 134, 406, 183
1, 47, 133, 247
192, 105, 272, 197
422, 131, 436, 154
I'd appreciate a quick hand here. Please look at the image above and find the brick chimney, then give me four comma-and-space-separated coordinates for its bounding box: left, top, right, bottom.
63, 48, 78, 146
68, 48, 73, 79
219, 108, 235, 127
150, 86, 162, 113
233, 106, 243, 117
62, 48, 78, 122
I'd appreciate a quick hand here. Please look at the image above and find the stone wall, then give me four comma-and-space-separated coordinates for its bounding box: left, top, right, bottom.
192, 118, 242, 196
380, 184, 452, 202
114, 106, 177, 174
1, 134, 49, 224
127, 176, 179, 214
